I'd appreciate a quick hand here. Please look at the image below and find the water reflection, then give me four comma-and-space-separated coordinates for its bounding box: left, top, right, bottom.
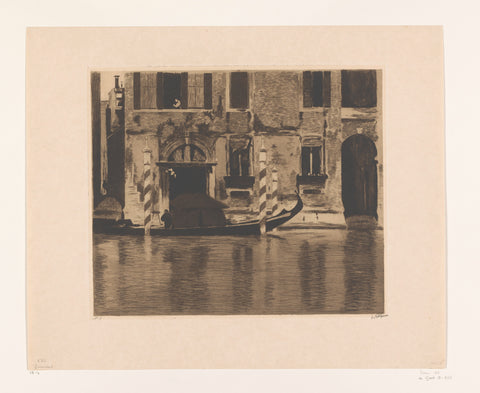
93, 229, 384, 315
263, 237, 275, 309
165, 244, 210, 313
232, 244, 253, 313
297, 241, 326, 312
343, 230, 383, 313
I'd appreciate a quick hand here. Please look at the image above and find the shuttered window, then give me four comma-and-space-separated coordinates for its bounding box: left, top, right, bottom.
163, 73, 183, 109
303, 71, 331, 108
230, 72, 249, 109
341, 70, 377, 108
133, 72, 212, 109
188, 73, 204, 108
139, 72, 157, 109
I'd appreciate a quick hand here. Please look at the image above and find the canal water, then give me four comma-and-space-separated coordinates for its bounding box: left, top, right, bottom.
93, 229, 384, 315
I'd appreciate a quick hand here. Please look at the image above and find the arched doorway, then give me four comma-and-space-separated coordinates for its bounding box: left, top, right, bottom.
157, 139, 217, 212
341, 134, 378, 223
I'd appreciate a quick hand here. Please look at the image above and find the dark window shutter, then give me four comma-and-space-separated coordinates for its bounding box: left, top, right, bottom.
341, 70, 377, 108
323, 71, 331, 107
181, 72, 189, 109
204, 73, 212, 109
156, 72, 164, 109
133, 72, 141, 109
312, 72, 323, 107
303, 71, 313, 108
301, 147, 310, 175
230, 72, 249, 109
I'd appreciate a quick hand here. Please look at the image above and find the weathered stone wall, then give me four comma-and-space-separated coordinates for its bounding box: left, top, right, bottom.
252, 72, 300, 129
116, 70, 383, 224
256, 134, 300, 204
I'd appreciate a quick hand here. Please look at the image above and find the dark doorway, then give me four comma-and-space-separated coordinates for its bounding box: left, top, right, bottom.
169, 167, 207, 204
341, 134, 378, 220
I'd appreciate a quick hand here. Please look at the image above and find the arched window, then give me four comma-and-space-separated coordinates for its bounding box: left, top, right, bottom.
167, 144, 206, 162
229, 148, 250, 176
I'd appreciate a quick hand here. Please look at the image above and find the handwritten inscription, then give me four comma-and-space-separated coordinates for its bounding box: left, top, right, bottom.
370, 314, 389, 319
418, 370, 452, 381
34, 358, 53, 370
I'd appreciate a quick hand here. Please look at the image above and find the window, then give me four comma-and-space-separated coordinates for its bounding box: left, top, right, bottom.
230, 72, 249, 109
303, 71, 331, 108
224, 137, 255, 191
133, 72, 212, 110
341, 70, 377, 108
168, 144, 206, 162
229, 148, 250, 176
301, 146, 323, 176
163, 73, 184, 109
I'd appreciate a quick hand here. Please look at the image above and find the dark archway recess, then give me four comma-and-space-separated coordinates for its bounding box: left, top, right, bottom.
341, 134, 378, 220
169, 167, 207, 202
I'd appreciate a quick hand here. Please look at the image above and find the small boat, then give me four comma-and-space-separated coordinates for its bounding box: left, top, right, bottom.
93, 194, 303, 236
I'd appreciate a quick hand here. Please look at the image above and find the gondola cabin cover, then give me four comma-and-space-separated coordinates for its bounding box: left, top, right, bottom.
170, 193, 228, 228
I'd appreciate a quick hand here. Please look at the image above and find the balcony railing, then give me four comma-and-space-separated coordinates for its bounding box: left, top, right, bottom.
296, 174, 328, 187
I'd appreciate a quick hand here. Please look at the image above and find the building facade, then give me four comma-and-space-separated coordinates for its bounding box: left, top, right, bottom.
92, 70, 383, 227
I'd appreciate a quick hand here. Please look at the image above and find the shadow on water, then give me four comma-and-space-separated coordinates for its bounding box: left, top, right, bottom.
297, 241, 326, 312
164, 244, 210, 314
343, 230, 383, 313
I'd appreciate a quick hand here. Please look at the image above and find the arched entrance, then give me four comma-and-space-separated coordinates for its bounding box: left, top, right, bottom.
156, 140, 217, 211
341, 134, 378, 223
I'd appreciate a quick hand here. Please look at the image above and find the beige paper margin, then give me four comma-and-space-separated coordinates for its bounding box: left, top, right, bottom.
26, 26, 445, 369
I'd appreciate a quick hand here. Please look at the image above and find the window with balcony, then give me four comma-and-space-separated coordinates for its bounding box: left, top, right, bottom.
297, 144, 328, 188
224, 137, 255, 192
303, 71, 331, 108
133, 72, 212, 110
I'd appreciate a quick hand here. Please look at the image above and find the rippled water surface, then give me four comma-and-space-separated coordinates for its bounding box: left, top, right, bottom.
93, 229, 383, 315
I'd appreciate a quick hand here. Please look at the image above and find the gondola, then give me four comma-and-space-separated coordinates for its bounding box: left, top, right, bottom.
93, 193, 303, 236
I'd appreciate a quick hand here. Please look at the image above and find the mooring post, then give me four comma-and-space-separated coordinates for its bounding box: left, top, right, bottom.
271, 167, 278, 216
258, 137, 267, 234
143, 141, 153, 236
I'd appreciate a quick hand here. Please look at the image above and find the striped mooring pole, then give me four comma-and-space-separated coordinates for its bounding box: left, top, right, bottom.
258, 137, 267, 234
271, 167, 279, 216
143, 143, 153, 236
